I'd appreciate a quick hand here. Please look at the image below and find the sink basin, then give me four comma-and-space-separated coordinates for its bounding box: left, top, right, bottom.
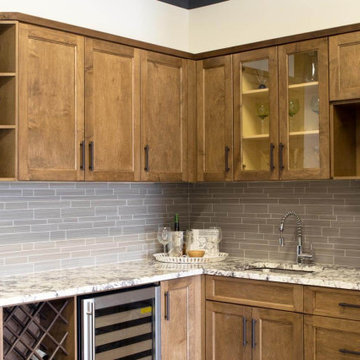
243, 263, 323, 275
244, 267, 315, 275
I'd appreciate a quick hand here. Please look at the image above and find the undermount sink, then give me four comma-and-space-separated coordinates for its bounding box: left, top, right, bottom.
243, 263, 324, 275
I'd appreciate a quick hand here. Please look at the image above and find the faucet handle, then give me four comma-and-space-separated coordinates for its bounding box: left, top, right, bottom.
279, 236, 284, 246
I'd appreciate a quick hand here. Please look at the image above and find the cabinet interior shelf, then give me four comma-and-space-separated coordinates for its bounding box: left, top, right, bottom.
288, 81, 318, 89
0, 125, 16, 129
0, 72, 16, 77
242, 134, 270, 140
289, 130, 319, 136
242, 88, 269, 96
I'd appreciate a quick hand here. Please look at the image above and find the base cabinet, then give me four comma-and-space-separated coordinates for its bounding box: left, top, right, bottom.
305, 315, 360, 359
252, 307, 303, 360
206, 301, 303, 360
206, 301, 250, 360
161, 276, 203, 360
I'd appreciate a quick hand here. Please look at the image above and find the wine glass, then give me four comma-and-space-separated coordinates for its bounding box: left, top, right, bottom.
157, 226, 171, 254
310, 96, 320, 114
289, 98, 300, 117
256, 102, 269, 134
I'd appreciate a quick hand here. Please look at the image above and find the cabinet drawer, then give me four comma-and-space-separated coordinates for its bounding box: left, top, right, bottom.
206, 276, 303, 312
304, 286, 360, 320
305, 315, 360, 360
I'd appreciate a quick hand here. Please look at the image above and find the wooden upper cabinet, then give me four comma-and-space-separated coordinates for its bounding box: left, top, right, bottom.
197, 56, 233, 181
252, 307, 303, 360
161, 276, 203, 360
233, 47, 279, 181
330, 31, 360, 101
278, 38, 330, 180
18, 24, 84, 181
85, 39, 140, 181
140, 51, 188, 182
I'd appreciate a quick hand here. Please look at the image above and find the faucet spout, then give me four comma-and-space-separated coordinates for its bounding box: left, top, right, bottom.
279, 211, 312, 264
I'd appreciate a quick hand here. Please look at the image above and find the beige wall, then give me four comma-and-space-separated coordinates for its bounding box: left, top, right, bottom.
189, 0, 360, 52
0, 0, 190, 51
3, 0, 360, 53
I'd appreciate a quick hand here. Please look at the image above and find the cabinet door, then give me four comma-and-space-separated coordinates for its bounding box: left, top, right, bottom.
19, 24, 84, 181
206, 301, 251, 360
305, 315, 360, 360
85, 38, 140, 181
330, 31, 360, 101
252, 307, 303, 360
197, 56, 233, 181
161, 276, 203, 360
278, 38, 329, 180
233, 47, 278, 180
140, 51, 188, 182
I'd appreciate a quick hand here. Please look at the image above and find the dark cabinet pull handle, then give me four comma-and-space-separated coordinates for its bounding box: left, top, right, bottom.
270, 143, 275, 171
339, 302, 360, 309
80, 141, 85, 170
279, 142, 285, 170
242, 317, 247, 346
89, 141, 94, 171
225, 146, 230, 172
339, 349, 360, 356
251, 319, 256, 349
144, 145, 150, 172
164, 291, 170, 320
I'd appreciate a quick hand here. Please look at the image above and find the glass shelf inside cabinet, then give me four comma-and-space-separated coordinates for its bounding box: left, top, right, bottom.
287, 51, 320, 170
241, 58, 270, 171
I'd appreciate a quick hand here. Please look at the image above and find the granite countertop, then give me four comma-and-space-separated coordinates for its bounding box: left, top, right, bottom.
0, 257, 359, 307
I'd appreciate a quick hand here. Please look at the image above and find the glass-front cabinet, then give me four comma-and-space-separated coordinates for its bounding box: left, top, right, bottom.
234, 47, 279, 180
278, 38, 330, 179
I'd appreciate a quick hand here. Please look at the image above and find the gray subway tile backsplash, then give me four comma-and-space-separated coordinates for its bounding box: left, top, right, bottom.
0, 180, 359, 276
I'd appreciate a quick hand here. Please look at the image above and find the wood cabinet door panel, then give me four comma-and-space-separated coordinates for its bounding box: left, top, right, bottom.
85, 38, 140, 181
278, 38, 329, 180
206, 301, 251, 360
19, 24, 84, 181
141, 51, 188, 182
233, 47, 279, 181
305, 315, 360, 360
206, 276, 303, 312
252, 307, 303, 360
330, 31, 360, 101
197, 56, 233, 181
304, 286, 360, 321
161, 276, 203, 360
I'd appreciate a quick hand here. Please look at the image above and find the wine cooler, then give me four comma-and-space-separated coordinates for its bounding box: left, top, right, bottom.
78, 285, 161, 360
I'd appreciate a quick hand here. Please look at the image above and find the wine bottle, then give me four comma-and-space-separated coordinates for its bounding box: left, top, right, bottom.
174, 213, 180, 231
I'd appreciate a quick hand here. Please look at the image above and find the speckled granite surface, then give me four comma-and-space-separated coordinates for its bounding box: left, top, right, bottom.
0, 258, 359, 307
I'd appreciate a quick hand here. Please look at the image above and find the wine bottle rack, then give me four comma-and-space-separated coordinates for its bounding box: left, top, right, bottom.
3, 298, 75, 360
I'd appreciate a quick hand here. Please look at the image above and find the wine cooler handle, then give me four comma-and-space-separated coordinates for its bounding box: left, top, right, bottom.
144, 145, 150, 172
80, 141, 85, 170
225, 146, 230, 172
165, 291, 170, 320
279, 142, 285, 171
82, 299, 95, 360
89, 141, 94, 171
270, 143, 275, 171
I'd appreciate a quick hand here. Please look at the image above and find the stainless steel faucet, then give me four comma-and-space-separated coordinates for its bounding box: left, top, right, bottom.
279, 211, 312, 264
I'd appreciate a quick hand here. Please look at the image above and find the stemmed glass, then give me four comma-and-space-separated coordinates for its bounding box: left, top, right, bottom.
157, 226, 171, 254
